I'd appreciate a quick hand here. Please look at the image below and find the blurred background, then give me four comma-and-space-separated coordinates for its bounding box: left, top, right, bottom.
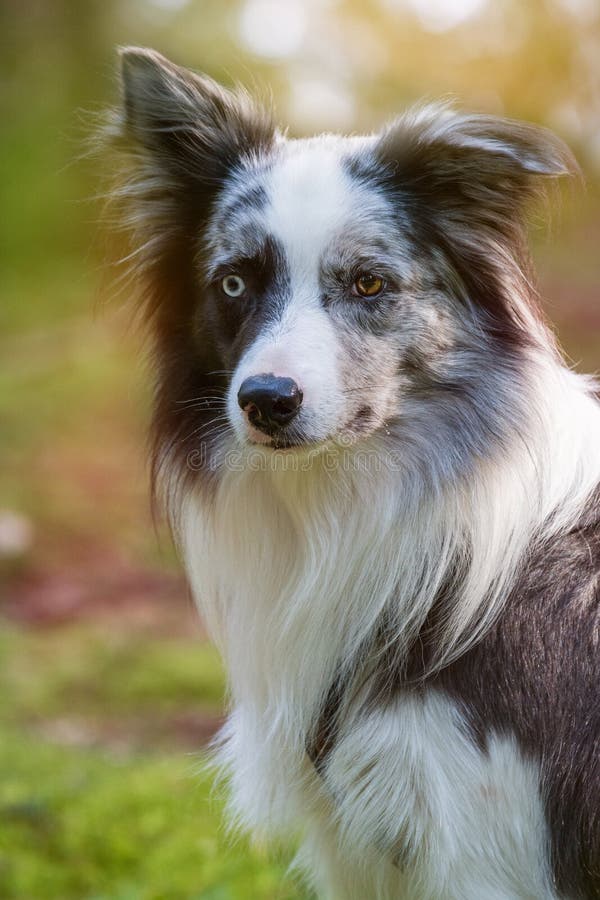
1, 0, 599, 897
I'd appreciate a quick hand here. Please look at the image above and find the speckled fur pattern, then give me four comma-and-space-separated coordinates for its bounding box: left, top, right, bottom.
106, 47, 600, 898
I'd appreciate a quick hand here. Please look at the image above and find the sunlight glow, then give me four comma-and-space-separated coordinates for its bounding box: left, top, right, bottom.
239, 0, 307, 59
404, 0, 488, 31
555, 0, 599, 22
287, 76, 355, 131
147, 0, 189, 10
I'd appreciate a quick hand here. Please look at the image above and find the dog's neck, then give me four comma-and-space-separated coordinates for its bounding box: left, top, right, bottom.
179, 356, 599, 715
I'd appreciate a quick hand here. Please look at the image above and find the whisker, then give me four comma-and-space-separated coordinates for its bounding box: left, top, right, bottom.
173, 405, 228, 417
175, 395, 226, 403
179, 414, 232, 445
175, 388, 228, 404
175, 397, 228, 410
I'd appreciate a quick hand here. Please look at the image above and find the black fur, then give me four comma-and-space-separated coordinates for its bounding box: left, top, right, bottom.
347, 109, 577, 349
432, 501, 600, 898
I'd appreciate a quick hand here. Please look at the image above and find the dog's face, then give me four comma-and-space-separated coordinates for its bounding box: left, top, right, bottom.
207, 136, 434, 451
115, 48, 573, 477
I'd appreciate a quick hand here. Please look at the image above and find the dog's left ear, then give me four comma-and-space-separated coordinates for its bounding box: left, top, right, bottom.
374, 105, 578, 332
375, 104, 577, 231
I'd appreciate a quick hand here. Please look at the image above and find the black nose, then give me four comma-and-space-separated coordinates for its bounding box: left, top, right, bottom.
237, 374, 303, 433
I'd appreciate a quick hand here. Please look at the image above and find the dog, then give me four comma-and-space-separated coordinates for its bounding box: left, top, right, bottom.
107, 47, 600, 899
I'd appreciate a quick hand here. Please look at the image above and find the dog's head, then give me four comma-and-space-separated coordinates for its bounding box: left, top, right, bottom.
111, 48, 575, 484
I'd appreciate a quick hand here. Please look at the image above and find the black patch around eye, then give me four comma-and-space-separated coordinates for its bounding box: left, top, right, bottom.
205, 234, 291, 366
212, 235, 285, 293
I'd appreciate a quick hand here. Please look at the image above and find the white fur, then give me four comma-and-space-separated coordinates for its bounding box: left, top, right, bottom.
174, 143, 600, 898
177, 354, 600, 898
303, 697, 557, 899
228, 299, 344, 445
112, 56, 596, 897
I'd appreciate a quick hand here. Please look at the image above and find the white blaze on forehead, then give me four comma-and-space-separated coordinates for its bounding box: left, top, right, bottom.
264, 139, 362, 285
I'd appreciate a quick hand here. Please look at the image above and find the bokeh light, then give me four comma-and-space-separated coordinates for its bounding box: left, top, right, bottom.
239, 0, 308, 58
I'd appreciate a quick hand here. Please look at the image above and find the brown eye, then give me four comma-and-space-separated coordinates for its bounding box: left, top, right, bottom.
354, 273, 385, 298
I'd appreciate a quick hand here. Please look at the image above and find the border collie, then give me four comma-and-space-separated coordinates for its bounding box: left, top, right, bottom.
107, 47, 600, 899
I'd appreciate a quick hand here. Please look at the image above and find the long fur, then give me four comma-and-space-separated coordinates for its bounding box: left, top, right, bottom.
104, 47, 600, 899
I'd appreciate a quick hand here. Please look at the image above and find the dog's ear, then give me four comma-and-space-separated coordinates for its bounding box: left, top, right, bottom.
374, 105, 578, 336
116, 46, 275, 194
106, 48, 275, 287
375, 104, 577, 229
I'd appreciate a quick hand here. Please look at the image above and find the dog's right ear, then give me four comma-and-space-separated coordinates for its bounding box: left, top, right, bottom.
106, 48, 275, 281
117, 46, 275, 192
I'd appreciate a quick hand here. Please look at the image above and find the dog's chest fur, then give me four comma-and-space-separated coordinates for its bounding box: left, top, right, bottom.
180, 461, 562, 899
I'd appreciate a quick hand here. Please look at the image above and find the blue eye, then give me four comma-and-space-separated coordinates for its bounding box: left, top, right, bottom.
221, 274, 246, 297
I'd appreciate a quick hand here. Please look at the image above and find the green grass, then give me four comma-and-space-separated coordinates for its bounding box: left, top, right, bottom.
0, 86, 597, 898
0, 626, 311, 900
0, 626, 225, 720
0, 247, 312, 896
0, 730, 307, 900
0, 213, 310, 897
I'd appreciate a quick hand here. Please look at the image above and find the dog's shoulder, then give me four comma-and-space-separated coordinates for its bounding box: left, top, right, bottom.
309, 489, 600, 896
435, 486, 600, 899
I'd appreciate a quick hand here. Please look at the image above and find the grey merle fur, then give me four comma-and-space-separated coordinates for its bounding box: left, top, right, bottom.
107, 47, 599, 898
112, 48, 278, 494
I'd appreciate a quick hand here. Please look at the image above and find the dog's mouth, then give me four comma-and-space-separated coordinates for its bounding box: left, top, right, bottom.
245, 423, 316, 451
243, 406, 379, 452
